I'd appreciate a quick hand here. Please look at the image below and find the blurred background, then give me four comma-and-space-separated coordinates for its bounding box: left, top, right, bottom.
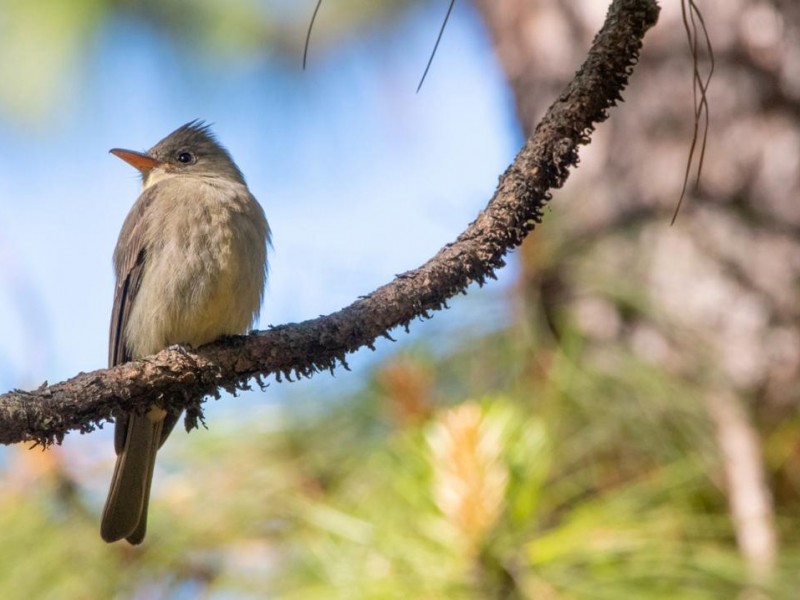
1, 0, 800, 597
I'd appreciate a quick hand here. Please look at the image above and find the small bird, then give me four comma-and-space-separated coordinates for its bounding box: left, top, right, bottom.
101, 121, 270, 544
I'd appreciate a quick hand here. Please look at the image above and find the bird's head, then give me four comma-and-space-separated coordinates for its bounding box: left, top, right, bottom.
110, 120, 246, 188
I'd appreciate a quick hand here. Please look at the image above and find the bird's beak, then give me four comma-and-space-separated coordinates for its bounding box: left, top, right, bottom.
109, 148, 162, 171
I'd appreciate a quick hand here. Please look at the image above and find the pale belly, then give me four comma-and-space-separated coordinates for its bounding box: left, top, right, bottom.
124, 206, 265, 358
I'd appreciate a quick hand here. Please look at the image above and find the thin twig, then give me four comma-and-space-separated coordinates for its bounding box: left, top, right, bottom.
417, 0, 456, 93
672, 0, 714, 224
303, 0, 324, 70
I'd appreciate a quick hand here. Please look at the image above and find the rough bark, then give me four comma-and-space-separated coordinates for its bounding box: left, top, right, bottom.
475, 0, 782, 581
0, 0, 660, 448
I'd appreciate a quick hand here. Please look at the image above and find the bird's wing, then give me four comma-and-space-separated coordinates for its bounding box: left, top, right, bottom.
109, 185, 160, 368
109, 187, 156, 453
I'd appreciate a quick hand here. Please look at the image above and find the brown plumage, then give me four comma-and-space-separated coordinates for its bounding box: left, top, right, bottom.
101, 121, 270, 544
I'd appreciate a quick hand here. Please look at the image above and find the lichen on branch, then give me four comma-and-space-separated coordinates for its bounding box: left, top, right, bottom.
0, 0, 660, 447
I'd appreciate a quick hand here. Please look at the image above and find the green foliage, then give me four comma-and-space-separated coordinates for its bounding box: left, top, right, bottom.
245, 311, 798, 598
0, 0, 106, 121
5, 300, 800, 597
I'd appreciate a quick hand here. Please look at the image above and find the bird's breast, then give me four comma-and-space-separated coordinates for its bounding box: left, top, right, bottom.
124, 177, 268, 358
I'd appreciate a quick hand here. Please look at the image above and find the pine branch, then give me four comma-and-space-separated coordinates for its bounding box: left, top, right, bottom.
0, 0, 660, 447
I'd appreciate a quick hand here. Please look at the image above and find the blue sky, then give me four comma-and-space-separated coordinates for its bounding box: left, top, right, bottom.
0, 3, 521, 411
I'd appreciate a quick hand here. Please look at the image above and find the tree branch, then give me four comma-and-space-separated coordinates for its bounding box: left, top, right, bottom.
0, 0, 660, 447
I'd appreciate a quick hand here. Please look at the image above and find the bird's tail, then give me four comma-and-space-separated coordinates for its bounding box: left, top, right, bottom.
100, 412, 163, 544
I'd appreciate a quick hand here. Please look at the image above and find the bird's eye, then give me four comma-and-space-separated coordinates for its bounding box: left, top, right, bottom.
177, 151, 195, 164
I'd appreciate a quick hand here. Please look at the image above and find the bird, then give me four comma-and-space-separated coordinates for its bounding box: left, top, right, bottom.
101, 121, 270, 544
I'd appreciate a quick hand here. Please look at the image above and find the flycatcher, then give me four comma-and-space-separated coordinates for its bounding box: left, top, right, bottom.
101, 121, 270, 544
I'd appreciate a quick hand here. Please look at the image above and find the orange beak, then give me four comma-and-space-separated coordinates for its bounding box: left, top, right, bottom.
110, 148, 162, 171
